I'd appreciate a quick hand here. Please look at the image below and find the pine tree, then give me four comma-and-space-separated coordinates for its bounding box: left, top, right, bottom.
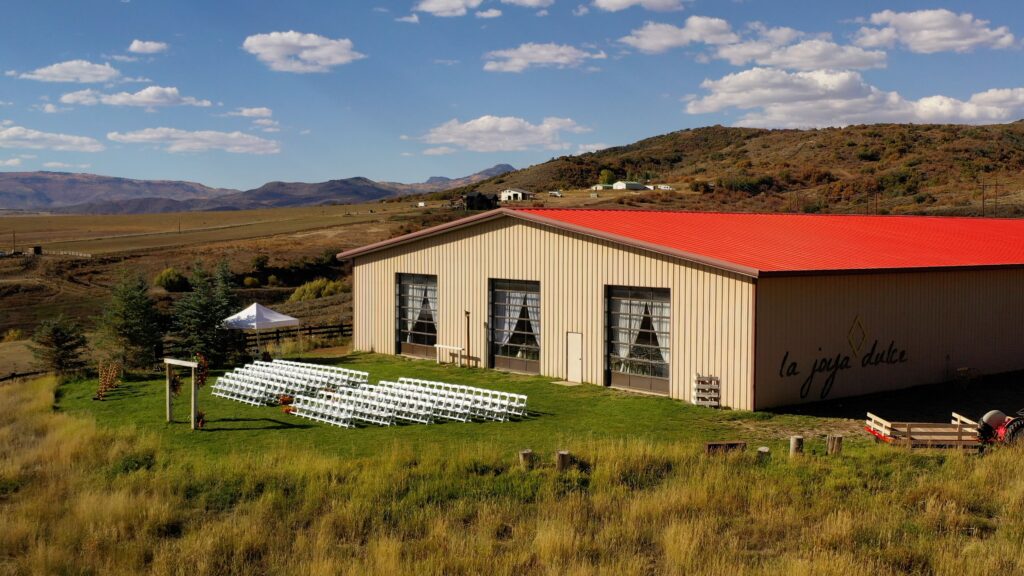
30, 315, 88, 375
172, 262, 242, 365
96, 271, 163, 369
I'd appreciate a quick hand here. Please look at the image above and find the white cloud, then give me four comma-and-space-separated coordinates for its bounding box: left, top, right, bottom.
422, 115, 588, 152
536, 9, 549, 17
484, 42, 606, 72
686, 67, 1024, 128
0, 158, 22, 167
423, 146, 455, 155
577, 142, 610, 153
242, 31, 366, 73
227, 106, 273, 118
252, 118, 280, 132
476, 8, 502, 18
128, 39, 168, 54
60, 86, 212, 108
0, 100, 11, 106
855, 9, 1015, 53
18, 60, 120, 83
593, 0, 683, 12
717, 38, 885, 70
42, 161, 91, 169
573, 4, 589, 16
0, 124, 105, 152
396, 14, 420, 23
434, 58, 460, 66
415, 0, 483, 17
109, 54, 139, 62
502, 0, 554, 6
108, 127, 280, 154
620, 16, 739, 53
33, 103, 70, 114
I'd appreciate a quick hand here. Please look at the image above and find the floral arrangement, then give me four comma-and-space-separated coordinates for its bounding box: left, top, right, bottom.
193, 353, 209, 389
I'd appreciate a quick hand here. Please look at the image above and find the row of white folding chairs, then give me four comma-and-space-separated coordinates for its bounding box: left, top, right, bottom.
271, 360, 369, 385
290, 394, 357, 428
211, 374, 271, 406
234, 365, 322, 398
247, 362, 351, 391
397, 377, 528, 419
259, 361, 361, 388
364, 383, 466, 424
374, 381, 479, 422
299, 388, 394, 427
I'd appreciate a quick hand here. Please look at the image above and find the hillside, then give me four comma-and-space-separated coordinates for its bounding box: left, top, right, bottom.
448, 123, 1024, 216
0, 172, 235, 211
5, 164, 515, 214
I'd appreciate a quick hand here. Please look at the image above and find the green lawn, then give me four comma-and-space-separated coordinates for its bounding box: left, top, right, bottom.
57, 352, 854, 459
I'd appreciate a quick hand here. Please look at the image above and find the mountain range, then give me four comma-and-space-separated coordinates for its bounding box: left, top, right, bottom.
0, 164, 515, 214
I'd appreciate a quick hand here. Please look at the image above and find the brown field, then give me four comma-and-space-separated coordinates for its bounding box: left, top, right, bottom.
0, 201, 449, 334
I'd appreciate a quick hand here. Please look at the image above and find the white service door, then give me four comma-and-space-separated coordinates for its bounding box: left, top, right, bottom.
566, 332, 583, 383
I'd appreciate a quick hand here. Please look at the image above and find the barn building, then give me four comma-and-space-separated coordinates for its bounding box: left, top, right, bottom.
338, 208, 1024, 410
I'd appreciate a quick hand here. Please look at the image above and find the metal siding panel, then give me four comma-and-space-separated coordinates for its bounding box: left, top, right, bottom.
349, 216, 756, 404
754, 269, 1024, 409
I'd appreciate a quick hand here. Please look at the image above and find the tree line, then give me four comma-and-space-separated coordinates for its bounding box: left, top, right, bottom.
31, 261, 246, 376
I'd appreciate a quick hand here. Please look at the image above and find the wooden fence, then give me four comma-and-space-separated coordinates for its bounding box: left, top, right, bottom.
243, 323, 352, 347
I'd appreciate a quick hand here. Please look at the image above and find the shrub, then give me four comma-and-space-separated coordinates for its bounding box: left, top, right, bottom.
266, 275, 281, 287
154, 267, 190, 292
2, 328, 23, 343
717, 175, 775, 195
288, 278, 347, 302
243, 276, 261, 288
689, 181, 713, 193
857, 149, 882, 161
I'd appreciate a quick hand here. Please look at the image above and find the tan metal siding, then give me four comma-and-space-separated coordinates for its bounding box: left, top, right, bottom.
754, 270, 1024, 409
352, 217, 756, 409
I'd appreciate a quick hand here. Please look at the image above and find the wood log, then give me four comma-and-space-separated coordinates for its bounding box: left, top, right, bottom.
789, 435, 804, 457
704, 441, 746, 454
555, 450, 572, 472
826, 435, 843, 456
519, 449, 535, 470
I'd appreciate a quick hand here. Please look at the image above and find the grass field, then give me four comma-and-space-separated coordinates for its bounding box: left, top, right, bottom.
2, 353, 1023, 575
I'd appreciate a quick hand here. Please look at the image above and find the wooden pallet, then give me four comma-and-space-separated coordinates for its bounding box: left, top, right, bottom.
865, 412, 981, 449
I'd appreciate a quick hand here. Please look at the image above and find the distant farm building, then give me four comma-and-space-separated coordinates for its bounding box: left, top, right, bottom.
340, 209, 1024, 410
590, 184, 613, 191
657, 184, 674, 191
499, 189, 533, 202
613, 181, 645, 190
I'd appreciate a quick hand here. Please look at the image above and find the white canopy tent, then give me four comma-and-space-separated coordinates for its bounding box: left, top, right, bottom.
222, 303, 301, 352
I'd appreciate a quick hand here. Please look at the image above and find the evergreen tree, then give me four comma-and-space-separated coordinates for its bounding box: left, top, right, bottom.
172, 262, 242, 365
96, 271, 163, 369
30, 315, 88, 375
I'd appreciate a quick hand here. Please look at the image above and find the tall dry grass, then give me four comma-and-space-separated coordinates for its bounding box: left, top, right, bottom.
2, 377, 1023, 575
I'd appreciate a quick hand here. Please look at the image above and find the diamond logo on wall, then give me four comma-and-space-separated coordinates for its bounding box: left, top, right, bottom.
848, 315, 867, 356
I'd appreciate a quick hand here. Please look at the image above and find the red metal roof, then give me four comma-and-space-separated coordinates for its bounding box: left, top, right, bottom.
513, 209, 1024, 275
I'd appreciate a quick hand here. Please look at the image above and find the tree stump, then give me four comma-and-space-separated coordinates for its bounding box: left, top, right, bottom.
555, 450, 572, 472
789, 435, 804, 457
519, 449, 535, 470
826, 435, 843, 456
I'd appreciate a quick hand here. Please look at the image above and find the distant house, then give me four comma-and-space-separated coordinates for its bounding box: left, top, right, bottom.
417, 201, 427, 208
644, 185, 655, 190
612, 181, 645, 190
657, 184, 674, 191
499, 188, 533, 202
547, 190, 563, 197
590, 184, 613, 190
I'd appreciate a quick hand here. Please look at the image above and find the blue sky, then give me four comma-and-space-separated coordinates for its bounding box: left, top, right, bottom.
1, 0, 1022, 190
